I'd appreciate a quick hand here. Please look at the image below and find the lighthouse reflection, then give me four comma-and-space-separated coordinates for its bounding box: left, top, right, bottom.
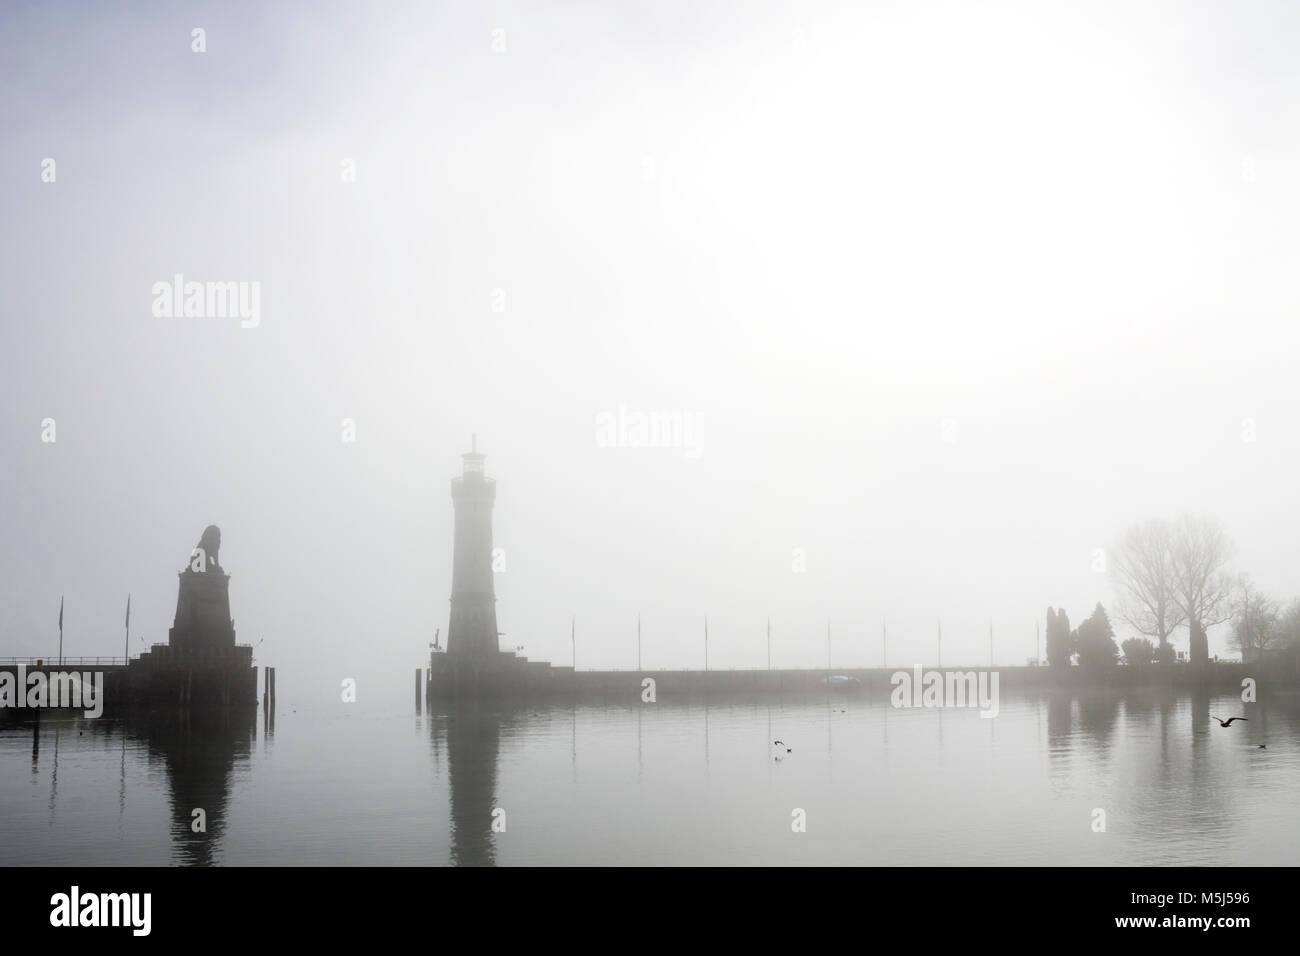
431, 704, 520, 867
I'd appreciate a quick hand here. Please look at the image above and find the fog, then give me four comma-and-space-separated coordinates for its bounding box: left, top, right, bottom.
3, 0, 1298, 702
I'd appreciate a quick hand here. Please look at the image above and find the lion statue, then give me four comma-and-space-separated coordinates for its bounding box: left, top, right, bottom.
191, 524, 222, 570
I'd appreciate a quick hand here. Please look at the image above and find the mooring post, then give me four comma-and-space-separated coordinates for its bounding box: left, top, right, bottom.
415, 668, 423, 714
269, 667, 276, 707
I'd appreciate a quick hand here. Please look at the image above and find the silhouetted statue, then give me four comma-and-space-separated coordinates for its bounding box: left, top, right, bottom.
170, 525, 236, 658
194, 525, 221, 569
127, 524, 256, 708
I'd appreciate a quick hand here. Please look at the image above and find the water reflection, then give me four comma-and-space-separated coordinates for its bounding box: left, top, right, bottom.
1038, 687, 1294, 860
16, 705, 256, 865
8, 686, 1298, 866
1078, 691, 1119, 748
431, 705, 517, 867
125, 707, 255, 866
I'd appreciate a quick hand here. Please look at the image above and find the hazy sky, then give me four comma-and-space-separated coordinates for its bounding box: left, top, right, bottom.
3, 0, 1298, 702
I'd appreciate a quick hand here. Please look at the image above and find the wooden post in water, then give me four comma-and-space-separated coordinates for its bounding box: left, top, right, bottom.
415, 668, 423, 714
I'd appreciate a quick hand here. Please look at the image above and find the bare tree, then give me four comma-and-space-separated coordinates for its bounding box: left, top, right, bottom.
1230, 575, 1281, 661
1171, 514, 1234, 665
1279, 600, 1300, 650
1110, 518, 1183, 663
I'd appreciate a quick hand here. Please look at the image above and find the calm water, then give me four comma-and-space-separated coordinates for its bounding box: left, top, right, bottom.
3, 688, 1298, 865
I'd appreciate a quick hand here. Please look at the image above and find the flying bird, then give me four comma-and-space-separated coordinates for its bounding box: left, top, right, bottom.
1210, 715, 1248, 727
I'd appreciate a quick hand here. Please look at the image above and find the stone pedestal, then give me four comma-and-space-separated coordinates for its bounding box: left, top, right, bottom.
169, 566, 237, 657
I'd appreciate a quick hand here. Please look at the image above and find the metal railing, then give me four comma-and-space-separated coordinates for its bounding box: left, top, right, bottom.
0, 645, 253, 667
0, 657, 131, 666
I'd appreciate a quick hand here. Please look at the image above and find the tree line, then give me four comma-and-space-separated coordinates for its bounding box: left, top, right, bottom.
1045, 515, 1299, 668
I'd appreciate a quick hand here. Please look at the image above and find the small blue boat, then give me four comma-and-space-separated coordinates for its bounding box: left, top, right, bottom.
822, 675, 862, 689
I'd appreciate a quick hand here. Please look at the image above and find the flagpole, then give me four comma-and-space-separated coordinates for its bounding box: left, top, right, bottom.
58, 595, 64, 666
125, 594, 131, 663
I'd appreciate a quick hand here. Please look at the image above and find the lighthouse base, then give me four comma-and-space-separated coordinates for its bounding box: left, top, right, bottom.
426, 651, 571, 699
